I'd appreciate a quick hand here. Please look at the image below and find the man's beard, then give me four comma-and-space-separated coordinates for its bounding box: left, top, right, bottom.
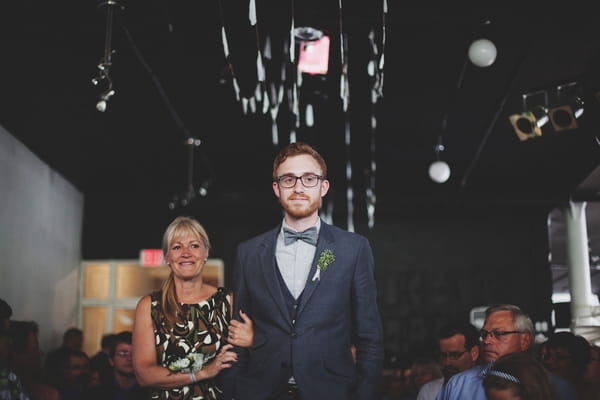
280, 194, 320, 218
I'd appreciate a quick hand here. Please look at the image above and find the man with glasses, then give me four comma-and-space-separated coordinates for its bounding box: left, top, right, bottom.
417, 321, 480, 400
436, 304, 576, 400
85, 331, 148, 400
0, 298, 29, 400
226, 142, 384, 400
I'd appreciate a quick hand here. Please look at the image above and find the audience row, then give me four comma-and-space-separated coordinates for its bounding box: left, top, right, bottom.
2, 297, 600, 400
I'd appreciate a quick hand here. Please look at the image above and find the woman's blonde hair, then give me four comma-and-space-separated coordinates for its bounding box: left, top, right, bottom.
160, 216, 211, 328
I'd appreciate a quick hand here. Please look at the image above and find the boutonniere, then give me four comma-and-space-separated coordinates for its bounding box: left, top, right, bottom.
167, 352, 206, 373
311, 249, 335, 282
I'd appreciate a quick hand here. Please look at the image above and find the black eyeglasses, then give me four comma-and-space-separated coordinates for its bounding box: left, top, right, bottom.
479, 329, 525, 341
438, 351, 467, 360
275, 173, 323, 188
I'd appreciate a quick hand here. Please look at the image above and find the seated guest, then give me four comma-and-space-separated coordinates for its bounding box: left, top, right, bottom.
483, 351, 558, 400
89, 332, 117, 386
542, 332, 590, 388
542, 332, 590, 379
84, 331, 149, 400
54, 349, 92, 400
417, 320, 480, 400
581, 344, 600, 400
9, 320, 60, 400
0, 298, 28, 400
381, 352, 414, 400
436, 304, 576, 400
44, 327, 84, 388
410, 357, 442, 395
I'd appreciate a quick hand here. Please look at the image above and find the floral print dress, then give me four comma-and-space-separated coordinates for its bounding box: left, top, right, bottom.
150, 288, 231, 400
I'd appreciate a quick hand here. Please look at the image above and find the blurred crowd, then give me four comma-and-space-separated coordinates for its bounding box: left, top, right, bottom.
2, 296, 600, 400
1, 297, 147, 400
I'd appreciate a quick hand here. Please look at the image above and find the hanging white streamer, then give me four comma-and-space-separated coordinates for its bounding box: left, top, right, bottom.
305, 103, 314, 127
248, 0, 257, 26
254, 82, 262, 101
289, 20, 295, 63
256, 52, 265, 82
271, 119, 279, 145
232, 77, 241, 101
263, 35, 272, 60
262, 88, 270, 114
221, 27, 230, 58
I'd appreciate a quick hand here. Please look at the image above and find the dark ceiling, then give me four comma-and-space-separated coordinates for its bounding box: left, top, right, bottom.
1, 2, 600, 258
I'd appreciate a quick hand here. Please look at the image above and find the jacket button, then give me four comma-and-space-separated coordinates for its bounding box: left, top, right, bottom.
281, 362, 288, 368
291, 332, 297, 338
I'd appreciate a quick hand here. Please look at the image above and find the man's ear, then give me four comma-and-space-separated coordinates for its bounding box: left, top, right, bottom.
272, 181, 281, 199
470, 345, 480, 363
520, 332, 532, 351
320, 179, 330, 197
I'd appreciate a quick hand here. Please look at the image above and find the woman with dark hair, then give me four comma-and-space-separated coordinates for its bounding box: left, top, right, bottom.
132, 216, 253, 400
483, 352, 558, 400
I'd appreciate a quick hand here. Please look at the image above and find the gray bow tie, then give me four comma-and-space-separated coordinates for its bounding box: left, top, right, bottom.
283, 226, 318, 246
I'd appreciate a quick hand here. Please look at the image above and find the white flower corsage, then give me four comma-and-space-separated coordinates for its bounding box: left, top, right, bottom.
167, 352, 206, 373
311, 249, 335, 282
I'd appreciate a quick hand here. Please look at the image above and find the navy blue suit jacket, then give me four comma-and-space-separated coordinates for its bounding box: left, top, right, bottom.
225, 220, 384, 400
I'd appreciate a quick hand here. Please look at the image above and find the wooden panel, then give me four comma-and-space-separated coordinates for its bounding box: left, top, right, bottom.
115, 264, 159, 298
83, 264, 110, 299
82, 306, 107, 356
113, 309, 136, 333
204, 260, 224, 288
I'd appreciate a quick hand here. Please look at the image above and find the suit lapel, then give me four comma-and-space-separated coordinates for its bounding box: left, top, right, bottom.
259, 227, 293, 325
296, 220, 335, 318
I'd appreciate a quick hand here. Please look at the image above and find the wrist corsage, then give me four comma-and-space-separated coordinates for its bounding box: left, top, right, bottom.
167, 352, 206, 373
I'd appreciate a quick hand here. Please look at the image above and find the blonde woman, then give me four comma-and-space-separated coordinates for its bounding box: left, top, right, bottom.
133, 216, 253, 400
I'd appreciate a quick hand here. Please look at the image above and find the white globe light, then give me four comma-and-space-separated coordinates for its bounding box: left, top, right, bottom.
468, 38, 497, 67
429, 160, 451, 183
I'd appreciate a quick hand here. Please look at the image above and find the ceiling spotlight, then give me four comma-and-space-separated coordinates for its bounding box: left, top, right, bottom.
549, 82, 584, 132
509, 112, 542, 141
549, 105, 578, 132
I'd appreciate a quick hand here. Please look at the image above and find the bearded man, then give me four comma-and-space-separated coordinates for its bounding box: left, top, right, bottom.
224, 142, 384, 400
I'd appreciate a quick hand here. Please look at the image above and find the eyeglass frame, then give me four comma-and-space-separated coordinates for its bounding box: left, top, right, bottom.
274, 173, 324, 188
115, 350, 132, 358
479, 329, 525, 341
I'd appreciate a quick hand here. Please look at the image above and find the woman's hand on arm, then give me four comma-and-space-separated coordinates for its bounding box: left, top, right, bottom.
196, 344, 238, 380
227, 309, 254, 347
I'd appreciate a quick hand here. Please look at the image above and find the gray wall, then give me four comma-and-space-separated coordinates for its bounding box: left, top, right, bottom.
0, 125, 83, 353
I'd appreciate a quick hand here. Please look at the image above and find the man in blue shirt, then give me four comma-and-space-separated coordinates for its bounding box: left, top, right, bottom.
436, 304, 577, 400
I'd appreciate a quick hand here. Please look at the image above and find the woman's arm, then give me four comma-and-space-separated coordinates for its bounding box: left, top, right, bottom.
132, 295, 237, 388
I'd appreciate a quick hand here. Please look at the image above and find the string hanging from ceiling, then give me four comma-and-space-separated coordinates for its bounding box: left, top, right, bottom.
92, 0, 123, 113
92, 1, 214, 209
215, 0, 387, 231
